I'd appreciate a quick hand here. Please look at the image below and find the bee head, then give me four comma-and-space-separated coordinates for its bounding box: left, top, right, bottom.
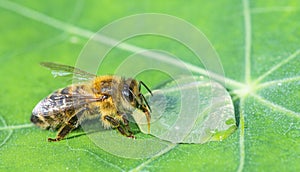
121, 78, 153, 133
122, 79, 152, 113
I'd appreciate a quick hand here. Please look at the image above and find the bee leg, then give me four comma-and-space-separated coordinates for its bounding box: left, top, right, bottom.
48, 108, 85, 142
104, 116, 135, 139
120, 114, 133, 135
117, 126, 135, 139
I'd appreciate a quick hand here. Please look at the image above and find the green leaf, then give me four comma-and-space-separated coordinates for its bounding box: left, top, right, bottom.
0, 0, 299, 171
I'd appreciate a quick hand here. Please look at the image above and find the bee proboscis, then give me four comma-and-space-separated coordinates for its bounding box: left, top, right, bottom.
30, 62, 152, 142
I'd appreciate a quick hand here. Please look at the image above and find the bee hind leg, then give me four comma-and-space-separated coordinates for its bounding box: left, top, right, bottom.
104, 115, 135, 139
48, 108, 86, 142
48, 122, 76, 142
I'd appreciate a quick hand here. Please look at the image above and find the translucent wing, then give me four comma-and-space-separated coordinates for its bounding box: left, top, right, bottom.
40, 62, 96, 82
32, 91, 104, 117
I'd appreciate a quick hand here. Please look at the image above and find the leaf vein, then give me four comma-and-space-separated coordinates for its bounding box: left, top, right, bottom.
243, 0, 252, 84
66, 142, 125, 171
251, 94, 300, 118
130, 143, 177, 171
257, 76, 300, 89
0, 116, 13, 148
237, 98, 245, 172
254, 49, 300, 84
0, 123, 34, 131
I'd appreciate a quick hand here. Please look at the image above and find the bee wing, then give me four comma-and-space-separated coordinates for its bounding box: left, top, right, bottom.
40, 62, 97, 82
51, 93, 100, 109
33, 92, 103, 117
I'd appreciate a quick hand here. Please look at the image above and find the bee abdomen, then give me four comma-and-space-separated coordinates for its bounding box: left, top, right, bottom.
31, 98, 64, 130
30, 113, 56, 129
30, 115, 47, 128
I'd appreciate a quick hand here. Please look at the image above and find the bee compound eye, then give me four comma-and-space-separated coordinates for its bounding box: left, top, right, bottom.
122, 88, 133, 102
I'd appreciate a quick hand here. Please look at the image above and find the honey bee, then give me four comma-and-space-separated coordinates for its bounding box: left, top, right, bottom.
30, 62, 152, 142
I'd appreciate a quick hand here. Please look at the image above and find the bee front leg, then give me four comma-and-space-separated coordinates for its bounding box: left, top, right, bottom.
119, 113, 133, 135
104, 115, 135, 139
48, 108, 85, 142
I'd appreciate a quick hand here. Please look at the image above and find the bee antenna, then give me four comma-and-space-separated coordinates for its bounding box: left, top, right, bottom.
141, 94, 152, 113
139, 81, 153, 96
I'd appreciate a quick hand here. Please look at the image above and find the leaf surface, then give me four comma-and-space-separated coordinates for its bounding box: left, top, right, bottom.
0, 0, 299, 171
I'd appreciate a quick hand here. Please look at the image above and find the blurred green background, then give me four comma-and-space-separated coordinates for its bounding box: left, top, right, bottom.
0, 0, 299, 171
